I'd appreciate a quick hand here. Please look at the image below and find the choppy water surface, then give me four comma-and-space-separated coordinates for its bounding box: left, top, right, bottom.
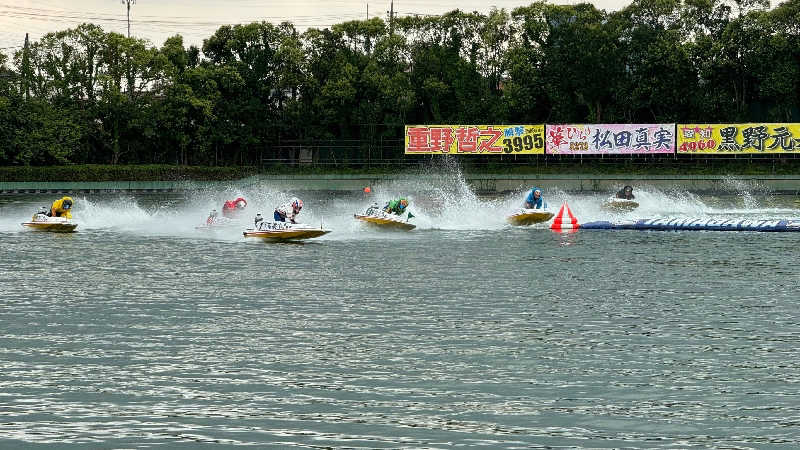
2, 175, 800, 448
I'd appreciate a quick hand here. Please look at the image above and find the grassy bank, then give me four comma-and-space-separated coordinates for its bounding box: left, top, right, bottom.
2, 160, 800, 181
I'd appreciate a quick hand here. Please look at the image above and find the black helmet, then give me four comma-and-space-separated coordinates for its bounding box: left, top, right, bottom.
62, 198, 73, 209
624, 185, 633, 192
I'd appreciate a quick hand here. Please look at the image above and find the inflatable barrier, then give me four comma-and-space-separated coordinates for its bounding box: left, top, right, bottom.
580, 217, 800, 232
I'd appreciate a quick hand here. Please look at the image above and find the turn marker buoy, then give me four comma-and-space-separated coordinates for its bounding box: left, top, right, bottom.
550, 202, 579, 231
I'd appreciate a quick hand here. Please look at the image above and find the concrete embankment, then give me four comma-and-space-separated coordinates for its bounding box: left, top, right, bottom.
2, 174, 800, 194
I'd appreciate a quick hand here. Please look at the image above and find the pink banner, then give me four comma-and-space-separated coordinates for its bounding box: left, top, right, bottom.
546, 124, 675, 154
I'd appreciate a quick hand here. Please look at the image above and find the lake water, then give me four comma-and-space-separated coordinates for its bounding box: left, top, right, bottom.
2, 175, 800, 448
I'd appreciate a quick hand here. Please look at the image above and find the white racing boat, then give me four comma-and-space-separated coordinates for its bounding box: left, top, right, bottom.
603, 197, 639, 212
21, 213, 78, 232
354, 205, 416, 231
507, 208, 555, 226
243, 220, 331, 240
195, 216, 242, 231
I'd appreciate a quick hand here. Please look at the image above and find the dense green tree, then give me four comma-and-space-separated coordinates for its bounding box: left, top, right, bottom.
0, 0, 798, 167
751, 1, 800, 120
11, 99, 81, 165
611, 0, 697, 122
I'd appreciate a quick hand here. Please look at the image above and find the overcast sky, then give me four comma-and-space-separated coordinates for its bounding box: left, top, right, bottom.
0, 0, 780, 54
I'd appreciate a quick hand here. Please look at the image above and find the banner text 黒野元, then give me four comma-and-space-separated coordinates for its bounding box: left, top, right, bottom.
677, 124, 800, 153
405, 125, 545, 154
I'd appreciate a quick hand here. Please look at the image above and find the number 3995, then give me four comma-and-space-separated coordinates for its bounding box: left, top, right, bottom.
503, 134, 543, 153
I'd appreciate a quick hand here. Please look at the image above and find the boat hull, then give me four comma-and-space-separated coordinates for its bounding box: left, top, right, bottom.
195, 218, 242, 231
354, 214, 416, 231
507, 209, 555, 226
243, 222, 331, 240
603, 197, 639, 212
21, 215, 78, 232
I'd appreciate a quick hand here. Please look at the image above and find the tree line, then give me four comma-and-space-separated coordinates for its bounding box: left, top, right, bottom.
1, 0, 798, 167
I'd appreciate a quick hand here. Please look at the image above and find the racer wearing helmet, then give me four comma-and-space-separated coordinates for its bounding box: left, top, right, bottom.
274, 198, 303, 223
524, 187, 547, 210
383, 197, 409, 215
206, 209, 219, 225
615, 185, 635, 200
222, 197, 247, 218
48, 196, 74, 218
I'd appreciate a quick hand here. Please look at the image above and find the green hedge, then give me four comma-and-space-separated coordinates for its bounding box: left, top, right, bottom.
0, 165, 261, 182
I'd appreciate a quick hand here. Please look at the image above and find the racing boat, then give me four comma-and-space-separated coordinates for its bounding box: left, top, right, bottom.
354, 205, 416, 231
21, 213, 78, 232
243, 220, 331, 240
603, 196, 639, 212
507, 208, 555, 226
195, 216, 242, 231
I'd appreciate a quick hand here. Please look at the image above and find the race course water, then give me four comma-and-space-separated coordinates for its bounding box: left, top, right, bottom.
2, 174, 800, 448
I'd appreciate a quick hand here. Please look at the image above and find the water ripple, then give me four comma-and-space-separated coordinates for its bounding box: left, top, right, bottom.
3, 228, 800, 447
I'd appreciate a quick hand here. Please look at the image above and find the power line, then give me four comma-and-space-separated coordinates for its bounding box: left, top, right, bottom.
0, 4, 363, 27
0, 9, 358, 41
0, 1, 382, 49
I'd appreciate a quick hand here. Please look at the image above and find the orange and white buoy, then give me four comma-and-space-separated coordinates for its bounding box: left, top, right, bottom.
550, 202, 580, 232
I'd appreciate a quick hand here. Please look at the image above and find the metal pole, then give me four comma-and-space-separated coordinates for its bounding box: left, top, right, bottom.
23, 33, 30, 101
123, 0, 135, 38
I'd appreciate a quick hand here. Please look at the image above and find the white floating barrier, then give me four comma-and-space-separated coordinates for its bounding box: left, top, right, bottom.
580, 217, 800, 232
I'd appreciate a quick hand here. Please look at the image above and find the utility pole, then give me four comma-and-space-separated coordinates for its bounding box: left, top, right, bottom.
121, 0, 135, 96
367, 3, 369, 19
122, 0, 135, 38
389, 0, 394, 34
22, 33, 30, 101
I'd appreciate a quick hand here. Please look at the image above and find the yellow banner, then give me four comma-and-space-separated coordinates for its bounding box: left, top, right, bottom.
405, 125, 545, 154
677, 123, 800, 153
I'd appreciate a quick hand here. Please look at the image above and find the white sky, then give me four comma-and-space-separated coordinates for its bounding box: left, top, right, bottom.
0, 0, 644, 53
0, 0, 780, 54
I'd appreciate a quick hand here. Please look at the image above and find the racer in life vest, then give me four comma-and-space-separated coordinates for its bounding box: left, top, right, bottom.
222, 197, 247, 218
383, 198, 409, 215
274, 198, 303, 223
48, 196, 74, 218
524, 187, 547, 210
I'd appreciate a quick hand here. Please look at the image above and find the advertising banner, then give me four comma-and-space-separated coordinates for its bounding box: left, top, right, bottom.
545, 124, 675, 154
677, 123, 800, 153
405, 125, 545, 154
